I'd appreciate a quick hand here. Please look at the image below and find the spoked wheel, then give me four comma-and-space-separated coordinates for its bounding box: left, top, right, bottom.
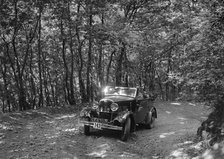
121, 117, 131, 141
145, 111, 155, 129
83, 118, 91, 135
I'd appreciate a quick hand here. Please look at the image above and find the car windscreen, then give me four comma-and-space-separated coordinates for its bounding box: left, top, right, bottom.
104, 87, 137, 98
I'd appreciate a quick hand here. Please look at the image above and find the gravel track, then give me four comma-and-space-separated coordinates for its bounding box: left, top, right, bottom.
0, 101, 209, 159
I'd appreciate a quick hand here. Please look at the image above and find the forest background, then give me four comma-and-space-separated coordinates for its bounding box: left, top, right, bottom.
0, 0, 224, 143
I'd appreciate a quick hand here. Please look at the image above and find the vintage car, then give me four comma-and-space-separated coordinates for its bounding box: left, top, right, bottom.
79, 86, 157, 141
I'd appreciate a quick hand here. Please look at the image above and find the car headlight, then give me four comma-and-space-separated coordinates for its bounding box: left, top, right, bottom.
92, 102, 99, 110
110, 103, 119, 111
80, 110, 85, 117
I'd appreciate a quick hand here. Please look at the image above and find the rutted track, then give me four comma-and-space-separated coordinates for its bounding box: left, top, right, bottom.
0, 102, 209, 159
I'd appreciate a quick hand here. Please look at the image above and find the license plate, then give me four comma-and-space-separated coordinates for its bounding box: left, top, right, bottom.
93, 122, 102, 129
92, 118, 108, 123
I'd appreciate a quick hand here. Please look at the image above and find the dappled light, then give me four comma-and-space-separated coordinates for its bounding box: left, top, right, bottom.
0, 101, 212, 158
159, 132, 175, 138
177, 117, 188, 125
46, 134, 60, 139
0, 108, 85, 158
45, 120, 55, 124
45, 132, 60, 139
166, 111, 171, 114
88, 143, 110, 158
55, 114, 76, 120
9, 149, 21, 153
0, 124, 8, 130
190, 142, 203, 150
8, 116, 19, 121
200, 143, 224, 159
169, 148, 190, 159
171, 102, 181, 106
26, 123, 34, 130
119, 152, 139, 158
37, 111, 48, 115
189, 103, 196, 106
200, 116, 207, 120
0, 123, 12, 130
152, 155, 162, 159
178, 117, 187, 121
25, 112, 32, 115
175, 141, 194, 147
13, 113, 22, 116
29, 134, 34, 138
63, 128, 79, 134
0, 0, 224, 157
0, 133, 4, 139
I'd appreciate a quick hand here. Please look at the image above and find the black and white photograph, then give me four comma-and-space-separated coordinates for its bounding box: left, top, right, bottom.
0, 0, 224, 158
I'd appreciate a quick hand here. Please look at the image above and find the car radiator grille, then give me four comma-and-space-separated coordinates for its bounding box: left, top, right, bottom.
98, 112, 110, 119
99, 100, 111, 112
98, 112, 117, 122
96, 100, 118, 122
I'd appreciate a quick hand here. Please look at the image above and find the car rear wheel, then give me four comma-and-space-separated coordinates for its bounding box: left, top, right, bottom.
121, 117, 131, 141
83, 118, 90, 135
145, 111, 155, 129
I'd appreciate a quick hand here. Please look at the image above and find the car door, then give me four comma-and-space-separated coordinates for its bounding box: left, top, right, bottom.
134, 92, 149, 124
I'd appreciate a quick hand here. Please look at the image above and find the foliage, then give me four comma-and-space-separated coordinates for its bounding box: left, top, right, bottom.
0, 0, 223, 131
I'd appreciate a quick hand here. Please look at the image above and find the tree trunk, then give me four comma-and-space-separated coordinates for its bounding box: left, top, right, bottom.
98, 44, 103, 87
1, 63, 11, 112
124, 53, 129, 87
155, 69, 164, 100
60, 11, 70, 104
12, 35, 29, 111
78, 44, 87, 103
42, 44, 50, 106
97, 12, 105, 88
18, 72, 30, 110
86, 1, 93, 102
29, 48, 36, 109
149, 61, 155, 92
47, 70, 56, 106
75, 1, 87, 103
116, 42, 126, 86
106, 50, 116, 84
3, 38, 18, 110
38, 5, 43, 108
138, 76, 142, 88
68, 1, 76, 105
166, 50, 172, 101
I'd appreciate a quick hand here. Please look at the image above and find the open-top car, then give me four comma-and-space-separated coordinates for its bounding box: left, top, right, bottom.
79, 86, 157, 141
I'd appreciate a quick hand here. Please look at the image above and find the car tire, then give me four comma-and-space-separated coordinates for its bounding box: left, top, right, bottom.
83, 118, 90, 135
121, 117, 131, 141
145, 111, 155, 129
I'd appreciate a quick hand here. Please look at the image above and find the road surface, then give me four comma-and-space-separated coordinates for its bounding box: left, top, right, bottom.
0, 101, 209, 159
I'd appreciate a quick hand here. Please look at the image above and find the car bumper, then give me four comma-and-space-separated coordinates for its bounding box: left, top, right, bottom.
80, 120, 123, 131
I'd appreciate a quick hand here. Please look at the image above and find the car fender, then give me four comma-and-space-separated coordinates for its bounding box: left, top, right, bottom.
114, 110, 134, 125
115, 111, 136, 132
149, 107, 157, 118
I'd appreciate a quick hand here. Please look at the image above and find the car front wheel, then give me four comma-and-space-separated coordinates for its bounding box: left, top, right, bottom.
145, 111, 155, 129
83, 118, 90, 135
121, 117, 131, 141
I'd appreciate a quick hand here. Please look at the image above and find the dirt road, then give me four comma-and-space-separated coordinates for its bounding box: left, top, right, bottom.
0, 102, 209, 159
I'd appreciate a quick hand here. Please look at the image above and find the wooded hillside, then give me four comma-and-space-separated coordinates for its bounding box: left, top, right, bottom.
0, 0, 223, 124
